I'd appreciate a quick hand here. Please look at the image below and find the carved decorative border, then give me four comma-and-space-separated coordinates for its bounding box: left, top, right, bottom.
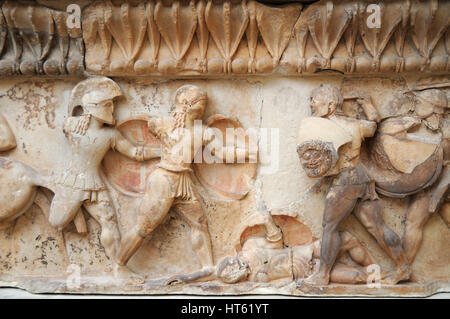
0, 0, 84, 76
0, 0, 449, 76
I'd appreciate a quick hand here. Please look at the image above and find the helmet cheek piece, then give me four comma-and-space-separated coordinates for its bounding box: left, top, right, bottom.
84, 102, 115, 125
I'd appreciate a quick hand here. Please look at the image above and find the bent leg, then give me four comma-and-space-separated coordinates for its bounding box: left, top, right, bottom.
116, 171, 175, 266
48, 186, 84, 231
330, 263, 367, 284
339, 231, 375, 266
429, 165, 449, 213
304, 184, 363, 285
403, 191, 432, 264
355, 200, 410, 284
441, 203, 450, 227
83, 195, 121, 263
328, 232, 383, 284
173, 201, 214, 269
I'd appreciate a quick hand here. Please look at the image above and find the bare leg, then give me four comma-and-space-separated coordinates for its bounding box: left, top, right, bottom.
429, 165, 449, 213
339, 231, 375, 266
165, 267, 215, 286
83, 196, 141, 281
403, 191, 432, 264
311, 232, 383, 284
327, 232, 383, 284
116, 231, 146, 267
330, 263, 367, 284
48, 186, 84, 230
404, 166, 449, 265
441, 203, 450, 227
83, 197, 121, 264
303, 184, 363, 286
166, 201, 214, 285
116, 176, 174, 266
173, 201, 214, 268
355, 200, 410, 284
34, 189, 71, 267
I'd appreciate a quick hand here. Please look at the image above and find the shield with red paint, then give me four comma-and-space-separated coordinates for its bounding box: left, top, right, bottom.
103, 116, 257, 200
193, 115, 257, 200
102, 120, 160, 196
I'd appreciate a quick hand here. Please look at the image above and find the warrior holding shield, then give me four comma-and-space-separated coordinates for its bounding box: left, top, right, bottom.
48, 77, 161, 277
365, 87, 449, 270
117, 84, 253, 283
298, 84, 411, 286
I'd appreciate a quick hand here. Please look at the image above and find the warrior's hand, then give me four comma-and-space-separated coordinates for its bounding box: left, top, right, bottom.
132, 145, 161, 161
143, 145, 161, 160
348, 90, 380, 122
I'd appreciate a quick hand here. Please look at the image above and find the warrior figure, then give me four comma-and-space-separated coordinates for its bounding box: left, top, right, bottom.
117, 84, 251, 282
170, 211, 379, 285
48, 77, 160, 277
298, 85, 411, 286
364, 88, 449, 271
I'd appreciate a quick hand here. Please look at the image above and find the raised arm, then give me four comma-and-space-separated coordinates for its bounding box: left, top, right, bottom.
356, 93, 380, 123
377, 116, 421, 136
359, 119, 378, 139
112, 130, 161, 161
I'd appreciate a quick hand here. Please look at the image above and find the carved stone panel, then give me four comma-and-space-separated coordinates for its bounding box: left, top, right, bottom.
0, 0, 449, 297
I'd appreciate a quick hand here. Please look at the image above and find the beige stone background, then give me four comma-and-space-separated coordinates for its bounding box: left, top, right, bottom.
0, 75, 448, 293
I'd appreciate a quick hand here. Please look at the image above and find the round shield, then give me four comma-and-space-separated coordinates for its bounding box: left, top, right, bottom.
102, 120, 160, 196
193, 115, 257, 200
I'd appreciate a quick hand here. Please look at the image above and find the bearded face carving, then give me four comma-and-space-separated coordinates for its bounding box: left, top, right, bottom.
297, 140, 337, 178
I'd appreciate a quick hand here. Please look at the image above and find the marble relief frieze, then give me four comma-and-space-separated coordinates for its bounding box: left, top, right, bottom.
0, 0, 448, 297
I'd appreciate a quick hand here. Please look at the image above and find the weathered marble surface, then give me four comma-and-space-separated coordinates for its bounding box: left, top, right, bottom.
0, 75, 448, 296
0, 0, 448, 297
0, 0, 449, 76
